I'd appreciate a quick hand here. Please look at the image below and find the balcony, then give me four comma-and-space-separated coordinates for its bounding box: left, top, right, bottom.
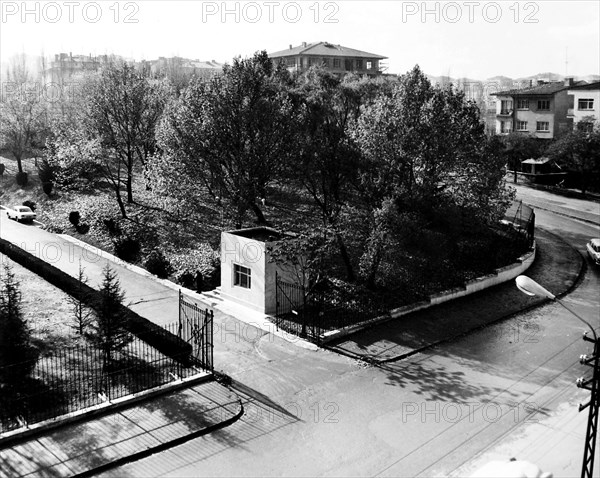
497, 110, 513, 117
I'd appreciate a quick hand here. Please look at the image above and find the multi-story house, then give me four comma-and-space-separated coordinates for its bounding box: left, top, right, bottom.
492, 78, 584, 139
567, 81, 600, 131
43, 52, 114, 83
268, 41, 387, 77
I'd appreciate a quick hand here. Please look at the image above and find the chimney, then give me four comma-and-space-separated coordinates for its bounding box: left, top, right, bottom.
564, 77, 574, 86
536, 79, 546, 86
302, 42, 307, 47
289, 44, 292, 50
529, 79, 532, 87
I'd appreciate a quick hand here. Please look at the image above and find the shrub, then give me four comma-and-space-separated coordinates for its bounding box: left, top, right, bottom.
103, 218, 120, 236
69, 211, 81, 228
16, 172, 28, 187
144, 249, 174, 279
42, 182, 53, 196
0, 164, 5, 176
37, 158, 55, 185
76, 224, 90, 234
22, 200, 36, 212
114, 236, 141, 262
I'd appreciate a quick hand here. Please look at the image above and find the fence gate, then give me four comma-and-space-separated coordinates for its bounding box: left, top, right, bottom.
275, 273, 322, 343
178, 290, 214, 372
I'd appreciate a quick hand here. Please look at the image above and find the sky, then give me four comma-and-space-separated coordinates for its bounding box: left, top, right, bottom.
1, 0, 599, 80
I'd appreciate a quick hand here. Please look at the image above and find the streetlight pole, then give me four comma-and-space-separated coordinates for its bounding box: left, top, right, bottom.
515, 275, 599, 478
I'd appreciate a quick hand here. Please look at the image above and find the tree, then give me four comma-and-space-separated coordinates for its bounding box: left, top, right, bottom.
0, 263, 38, 390
547, 122, 600, 195
153, 51, 297, 227
87, 264, 132, 370
84, 61, 168, 212
69, 260, 94, 335
0, 54, 48, 178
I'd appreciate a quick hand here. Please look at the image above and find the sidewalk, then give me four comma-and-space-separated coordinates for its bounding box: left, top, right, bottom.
326, 227, 584, 362
0, 379, 242, 478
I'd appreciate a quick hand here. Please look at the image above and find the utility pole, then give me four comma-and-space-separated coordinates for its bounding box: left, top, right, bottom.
578, 331, 599, 478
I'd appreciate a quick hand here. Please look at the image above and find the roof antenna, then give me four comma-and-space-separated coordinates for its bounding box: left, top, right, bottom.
565, 46, 568, 77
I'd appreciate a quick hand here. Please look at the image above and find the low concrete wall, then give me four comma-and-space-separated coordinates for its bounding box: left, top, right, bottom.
322, 243, 536, 343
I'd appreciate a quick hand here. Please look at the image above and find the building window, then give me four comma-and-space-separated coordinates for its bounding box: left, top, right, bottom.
322, 58, 329, 67
500, 100, 513, 115
537, 100, 550, 110
366, 61, 372, 70
516, 121, 528, 131
578, 121, 594, 132
516, 99, 529, 109
333, 58, 341, 68
356, 59, 363, 69
233, 264, 251, 289
536, 121, 550, 132
500, 121, 511, 133
578, 98, 594, 110
308, 57, 314, 67
344, 59, 353, 70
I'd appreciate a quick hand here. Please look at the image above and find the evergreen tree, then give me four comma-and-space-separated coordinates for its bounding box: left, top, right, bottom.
0, 263, 38, 390
87, 264, 132, 370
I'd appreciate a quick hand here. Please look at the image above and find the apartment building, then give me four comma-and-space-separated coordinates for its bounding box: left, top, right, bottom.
269, 41, 387, 77
567, 81, 600, 131
492, 78, 584, 139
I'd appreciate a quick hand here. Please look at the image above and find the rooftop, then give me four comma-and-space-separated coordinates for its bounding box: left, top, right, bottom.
568, 81, 600, 91
269, 41, 386, 60
492, 80, 587, 96
229, 227, 283, 242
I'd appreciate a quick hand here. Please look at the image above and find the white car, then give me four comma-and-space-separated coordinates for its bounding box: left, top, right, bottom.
587, 238, 600, 266
6, 205, 37, 223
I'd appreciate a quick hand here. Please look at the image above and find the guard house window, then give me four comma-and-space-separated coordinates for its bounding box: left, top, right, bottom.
516, 99, 529, 109
537, 100, 550, 110
578, 98, 594, 110
516, 121, 528, 131
233, 264, 251, 289
356, 59, 363, 69
333, 58, 341, 68
536, 121, 550, 132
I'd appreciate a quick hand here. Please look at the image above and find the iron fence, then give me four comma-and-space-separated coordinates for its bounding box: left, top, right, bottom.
0, 310, 213, 435
503, 200, 535, 248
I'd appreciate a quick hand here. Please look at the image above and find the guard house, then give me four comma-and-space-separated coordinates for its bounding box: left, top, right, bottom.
220, 227, 296, 315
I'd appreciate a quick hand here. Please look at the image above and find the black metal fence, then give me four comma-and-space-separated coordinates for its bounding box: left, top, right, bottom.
503, 200, 535, 248
0, 307, 213, 435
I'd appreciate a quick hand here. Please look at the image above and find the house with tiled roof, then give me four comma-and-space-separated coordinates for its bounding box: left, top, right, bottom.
491, 78, 586, 139
567, 81, 600, 131
269, 41, 387, 77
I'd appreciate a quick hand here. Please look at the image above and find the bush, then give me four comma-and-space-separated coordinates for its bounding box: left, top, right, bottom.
16, 172, 28, 187
69, 211, 81, 227
42, 182, 53, 196
0, 164, 5, 176
114, 236, 141, 262
22, 200, 36, 212
76, 224, 90, 234
37, 158, 55, 185
144, 249, 174, 279
103, 218, 120, 236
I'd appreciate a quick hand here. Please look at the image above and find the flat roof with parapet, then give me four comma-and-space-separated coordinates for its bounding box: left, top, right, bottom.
228, 227, 283, 242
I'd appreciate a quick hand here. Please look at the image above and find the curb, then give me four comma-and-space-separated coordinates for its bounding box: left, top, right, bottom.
58, 235, 320, 351
321, 243, 536, 345
73, 398, 244, 478
0, 373, 213, 449
327, 228, 587, 365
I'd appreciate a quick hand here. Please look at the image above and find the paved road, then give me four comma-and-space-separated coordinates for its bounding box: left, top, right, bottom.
1, 187, 598, 477
83, 190, 598, 477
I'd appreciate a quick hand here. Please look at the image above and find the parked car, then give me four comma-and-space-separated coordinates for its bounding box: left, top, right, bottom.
6, 205, 36, 223
587, 238, 600, 266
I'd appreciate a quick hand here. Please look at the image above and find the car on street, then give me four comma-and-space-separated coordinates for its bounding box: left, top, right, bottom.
586, 238, 600, 265
6, 205, 37, 223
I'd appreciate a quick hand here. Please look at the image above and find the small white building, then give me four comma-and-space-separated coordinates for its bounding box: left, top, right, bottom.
567, 81, 600, 131
220, 227, 297, 315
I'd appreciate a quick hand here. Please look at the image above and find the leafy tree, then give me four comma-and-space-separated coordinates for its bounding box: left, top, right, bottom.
87, 264, 132, 370
153, 51, 297, 226
502, 132, 547, 182
0, 55, 48, 178
547, 122, 600, 195
0, 263, 38, 390
84, 61, 168, 212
